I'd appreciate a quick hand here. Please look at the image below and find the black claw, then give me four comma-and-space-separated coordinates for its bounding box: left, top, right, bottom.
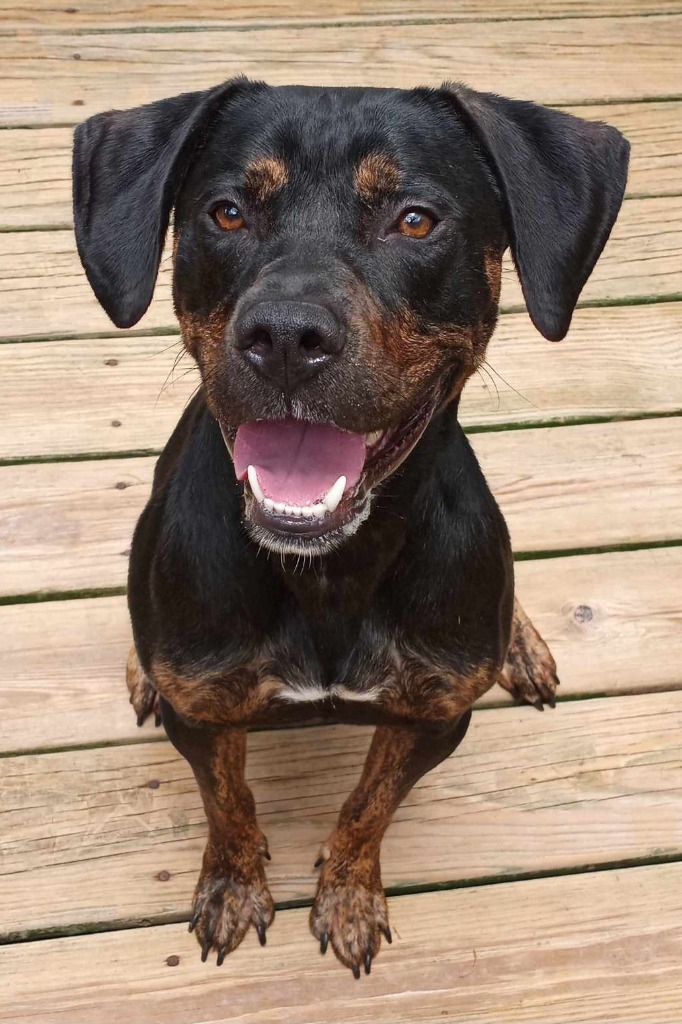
532, 696, 545, 712
314, 856, 324, 869
364, 952, 372, 975
547, 693, 556, 708
256, 923, 267, 947
216, 948, 226, 967
352, 963, 361, 980
263, 849, 272, 861
154, 712, 162, 727
136, 713, 146, 727
188, 910, 200, 933
201, 940, 210, 963
381, 925, 392, 945
320, 932, 329, 955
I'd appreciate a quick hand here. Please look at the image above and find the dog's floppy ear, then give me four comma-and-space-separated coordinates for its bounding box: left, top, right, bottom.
73, 79, 253, 329
444, 83, 630, 341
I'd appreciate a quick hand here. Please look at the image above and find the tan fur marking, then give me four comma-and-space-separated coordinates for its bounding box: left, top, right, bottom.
354, 153, 401, 202
151, 658, 284, 726
484, 247, 503, 306
244, 156, 289, 202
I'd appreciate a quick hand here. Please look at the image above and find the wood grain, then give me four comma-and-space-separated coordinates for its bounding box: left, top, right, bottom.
2, 0, 680, 31
2, 196, 680, 341
1, 101, 680, 230
2, 691, 681, 939
2, 417, 680, 597
5, 863, 681, 1024
3, 303, 682, 459
1, 16, 681, 128
3, 546, 680, 754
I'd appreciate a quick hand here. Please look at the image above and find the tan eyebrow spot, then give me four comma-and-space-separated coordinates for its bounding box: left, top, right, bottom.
244, 156, 289, 202
354, 153, 401, 202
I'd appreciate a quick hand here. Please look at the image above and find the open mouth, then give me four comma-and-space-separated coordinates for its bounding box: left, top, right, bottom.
224, 400, 436, 547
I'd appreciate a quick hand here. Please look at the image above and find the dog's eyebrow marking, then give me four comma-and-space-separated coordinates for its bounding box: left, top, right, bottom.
354, 153, 401, 202
244, 156, 289, 202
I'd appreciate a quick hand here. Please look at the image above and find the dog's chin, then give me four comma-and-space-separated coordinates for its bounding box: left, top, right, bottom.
219, 397, 437, 558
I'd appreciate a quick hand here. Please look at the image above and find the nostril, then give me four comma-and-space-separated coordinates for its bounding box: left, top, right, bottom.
246, 327, 273, 356
299, 329, 325, 353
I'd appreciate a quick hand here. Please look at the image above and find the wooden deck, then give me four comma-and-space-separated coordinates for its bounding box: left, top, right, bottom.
1, 1, 681, 1020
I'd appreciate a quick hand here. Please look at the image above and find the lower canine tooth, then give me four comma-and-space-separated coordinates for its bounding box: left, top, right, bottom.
366, 430, 383, 446
323, 475, 346, 514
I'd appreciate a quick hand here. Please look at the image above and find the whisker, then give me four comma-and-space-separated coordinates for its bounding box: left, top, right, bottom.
484, 360, 539, 409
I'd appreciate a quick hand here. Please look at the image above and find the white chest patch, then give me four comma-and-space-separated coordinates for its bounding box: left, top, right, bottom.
278, 682, 383, 704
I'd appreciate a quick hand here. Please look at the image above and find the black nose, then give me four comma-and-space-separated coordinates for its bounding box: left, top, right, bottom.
233, 301, 345, 393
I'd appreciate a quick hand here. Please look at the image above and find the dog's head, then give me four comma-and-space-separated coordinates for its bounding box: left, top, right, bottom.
74, 79, 628, 554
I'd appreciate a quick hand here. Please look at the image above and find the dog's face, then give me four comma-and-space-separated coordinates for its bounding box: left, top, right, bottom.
73, 80, 629, 555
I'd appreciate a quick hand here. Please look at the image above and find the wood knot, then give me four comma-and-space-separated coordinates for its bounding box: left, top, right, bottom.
156, 870, 171, 882
573, 604, 594, 624
165, 955, 180, 967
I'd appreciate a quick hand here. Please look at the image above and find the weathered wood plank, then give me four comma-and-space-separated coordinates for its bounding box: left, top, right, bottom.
3, 547, 680, 754
1, 16, 681, 128
3, 303, 682, 460
2, 196, 680, 341
2, 417, 680, 597
2, 692, 681, 939
3, 0, 680, 31
1, 101, 680, 230
0, 126, 73, 229
5, 863, 681, 1024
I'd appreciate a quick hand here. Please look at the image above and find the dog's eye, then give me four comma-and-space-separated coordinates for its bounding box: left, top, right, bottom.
396, 208, 436, 239
213, 203, 246, 231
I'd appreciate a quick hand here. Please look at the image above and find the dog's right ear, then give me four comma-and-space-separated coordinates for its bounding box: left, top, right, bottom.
73, 79, 255, 329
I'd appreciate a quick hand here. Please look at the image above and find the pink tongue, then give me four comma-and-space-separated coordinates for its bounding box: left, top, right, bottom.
233, 419, 366, 505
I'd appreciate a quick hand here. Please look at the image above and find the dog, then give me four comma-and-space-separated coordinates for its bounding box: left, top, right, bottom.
73, 79, 629, 977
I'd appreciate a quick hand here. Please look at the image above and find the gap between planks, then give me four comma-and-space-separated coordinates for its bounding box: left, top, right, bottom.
1, 690, 681, 940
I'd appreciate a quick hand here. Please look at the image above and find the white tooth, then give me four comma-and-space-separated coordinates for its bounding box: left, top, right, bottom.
247, 465, 265, 504
291, 506, 303, 518
365, 430, 384, 447
263, 498, 275, 511
311, 502, 327, 518
301, 505, 316, 518
274, 501, 286, 514
323, 475, 346, 514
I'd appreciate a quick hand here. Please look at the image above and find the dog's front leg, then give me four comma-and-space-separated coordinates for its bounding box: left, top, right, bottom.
160, 699, 274, 964
310, 711, 471, 976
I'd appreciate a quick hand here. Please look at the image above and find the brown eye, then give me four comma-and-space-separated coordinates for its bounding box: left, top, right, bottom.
214, 203, 246, 231
397, 208, 436, 238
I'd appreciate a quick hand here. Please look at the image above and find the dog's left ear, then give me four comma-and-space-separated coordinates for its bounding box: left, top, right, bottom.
443, 83, 630, 341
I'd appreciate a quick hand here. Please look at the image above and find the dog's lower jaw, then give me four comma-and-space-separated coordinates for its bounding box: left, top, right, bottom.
244, 490, 374, 557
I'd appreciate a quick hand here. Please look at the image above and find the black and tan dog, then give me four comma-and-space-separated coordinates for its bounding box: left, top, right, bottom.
73, 79, 629, 976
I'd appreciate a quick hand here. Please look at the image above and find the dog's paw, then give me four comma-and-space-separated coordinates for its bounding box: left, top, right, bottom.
310, 851, 391, 977
499, 611, 560, 710
126, 646, 161, 727
189, 857, 275, 965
